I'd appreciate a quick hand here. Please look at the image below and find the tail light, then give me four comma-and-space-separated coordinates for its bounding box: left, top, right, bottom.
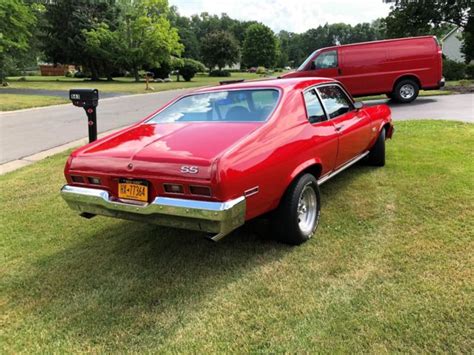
164, 184, 184, 194
71, 175, 84, 183
189, 185, 211, 197
88, 177, 101, 185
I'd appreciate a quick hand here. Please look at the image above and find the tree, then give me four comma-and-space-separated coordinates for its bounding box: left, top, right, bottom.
383, 0, 470, 38
115, 0, 183, 81
41, 0, 120, 80
0, 0, 35, 84
82, 23, 122, 80
462, 7, 473, 62
82, 0, 183, 81
168, 6, 200, 59
242, 23, 277, 68
200, 31, 240, 71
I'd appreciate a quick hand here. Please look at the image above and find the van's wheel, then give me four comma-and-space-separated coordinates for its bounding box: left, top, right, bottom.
367, 128, 385, 166
392, 79, 419, 103
271, 173, 321, 245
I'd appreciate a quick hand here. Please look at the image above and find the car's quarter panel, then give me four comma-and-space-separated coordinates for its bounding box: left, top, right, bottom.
214, 88, 338, 220
363, 104, 393, 148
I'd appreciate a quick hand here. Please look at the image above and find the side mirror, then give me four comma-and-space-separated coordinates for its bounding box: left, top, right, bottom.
354, 101, 363, 110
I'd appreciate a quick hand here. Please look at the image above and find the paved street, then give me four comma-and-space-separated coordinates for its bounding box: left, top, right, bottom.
0, 89, 193, 164
1, 91, 472, 165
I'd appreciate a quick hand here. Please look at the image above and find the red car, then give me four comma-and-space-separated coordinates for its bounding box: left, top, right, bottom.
282, 36, 444, 103
61, 78, 393, 245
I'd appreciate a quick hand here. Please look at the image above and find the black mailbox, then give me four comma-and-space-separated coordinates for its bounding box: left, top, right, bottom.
69, 88, 99, 108
69, 89, 99, 142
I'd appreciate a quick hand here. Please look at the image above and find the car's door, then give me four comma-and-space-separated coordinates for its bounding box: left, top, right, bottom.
302, 88, 338, 174
316, 84, 371, 168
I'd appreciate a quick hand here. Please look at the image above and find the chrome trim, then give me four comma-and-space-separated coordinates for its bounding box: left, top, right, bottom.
318, 151, 369, 185
60, 185, 246, 241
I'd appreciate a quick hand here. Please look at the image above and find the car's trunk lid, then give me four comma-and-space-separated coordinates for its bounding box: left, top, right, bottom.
69, 122, 260, 179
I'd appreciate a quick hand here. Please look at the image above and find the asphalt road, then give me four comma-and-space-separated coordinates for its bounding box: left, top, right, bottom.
0, 91, 472, 164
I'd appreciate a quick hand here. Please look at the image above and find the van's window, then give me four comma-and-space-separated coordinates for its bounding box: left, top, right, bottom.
298, 49, 319, 71
147, 89, 279, 123
317, 85, 353, 119
314, 50, 338, 69
303, 89, 326, 123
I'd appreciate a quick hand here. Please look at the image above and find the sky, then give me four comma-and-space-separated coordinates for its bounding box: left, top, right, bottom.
169, 0, 392, 33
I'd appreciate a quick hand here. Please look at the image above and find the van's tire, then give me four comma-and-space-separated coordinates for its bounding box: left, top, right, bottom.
367, 128, 385, 166
271, 174, 321, 245
392, 79, 419, 103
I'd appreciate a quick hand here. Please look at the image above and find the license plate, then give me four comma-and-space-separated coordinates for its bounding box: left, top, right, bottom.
118, 179, 148, 202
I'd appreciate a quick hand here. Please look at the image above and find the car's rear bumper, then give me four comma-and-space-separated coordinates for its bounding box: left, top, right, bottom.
60, 185, 246, 241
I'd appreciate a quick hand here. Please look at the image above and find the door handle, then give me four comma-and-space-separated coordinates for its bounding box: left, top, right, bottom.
338, 68, 342, 75
335, 125, 344, 131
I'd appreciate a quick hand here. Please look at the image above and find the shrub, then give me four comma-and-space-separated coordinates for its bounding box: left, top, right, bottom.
74, 71, 86, 78
65, 70, 74, 78
209, 69, 231, 77
256, 66, 266, 74
443, 59, 466, 80
179, 59, 206, 82
149, 61, 173, 79
466, 64, 474, 79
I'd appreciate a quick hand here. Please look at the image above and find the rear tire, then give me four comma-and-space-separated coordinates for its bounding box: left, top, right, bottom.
392, 79, 419, 103
271, 174, 321, 245
367, 128, 386, 166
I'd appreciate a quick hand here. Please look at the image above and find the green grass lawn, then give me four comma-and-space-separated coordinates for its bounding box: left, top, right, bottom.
2, 73, 263, 94
446, 79, 473, 87
0, 94, 68, 111
1, 120, 472, 352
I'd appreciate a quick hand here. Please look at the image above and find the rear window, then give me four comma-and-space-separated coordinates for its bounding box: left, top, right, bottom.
147, 89, 280, 123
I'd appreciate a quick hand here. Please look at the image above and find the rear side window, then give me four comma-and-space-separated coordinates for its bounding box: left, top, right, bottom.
303, 89, 326, 123
314, 50, 338, 69
317, 85, 353, 119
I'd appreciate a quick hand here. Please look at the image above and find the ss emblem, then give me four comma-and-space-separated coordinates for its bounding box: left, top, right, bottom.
180, 166, 199, 174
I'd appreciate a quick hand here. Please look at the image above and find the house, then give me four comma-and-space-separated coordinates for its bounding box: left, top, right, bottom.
442, 27, 465, 62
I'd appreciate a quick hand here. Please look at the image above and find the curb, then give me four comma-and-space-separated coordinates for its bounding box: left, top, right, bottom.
0, 127, 122, 175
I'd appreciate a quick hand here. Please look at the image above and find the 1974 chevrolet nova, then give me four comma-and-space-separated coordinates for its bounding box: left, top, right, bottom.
61, 77, 393, 245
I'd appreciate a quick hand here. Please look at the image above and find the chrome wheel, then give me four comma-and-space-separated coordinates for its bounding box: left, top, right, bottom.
297, 183, 317, 235
399, 84, 415, 99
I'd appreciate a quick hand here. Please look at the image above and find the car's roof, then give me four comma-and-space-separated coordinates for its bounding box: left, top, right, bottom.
192, 77, 337, 94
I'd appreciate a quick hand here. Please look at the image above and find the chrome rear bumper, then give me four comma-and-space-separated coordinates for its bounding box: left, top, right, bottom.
60, 185, 246, 241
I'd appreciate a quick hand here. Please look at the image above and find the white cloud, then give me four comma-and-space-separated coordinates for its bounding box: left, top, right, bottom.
169, 0, 391, 33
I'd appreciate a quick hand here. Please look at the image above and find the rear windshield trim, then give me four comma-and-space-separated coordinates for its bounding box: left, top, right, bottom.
146, 87, 282, 124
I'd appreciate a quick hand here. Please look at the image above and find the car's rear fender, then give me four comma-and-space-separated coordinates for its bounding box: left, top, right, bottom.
271, 159, 323, 209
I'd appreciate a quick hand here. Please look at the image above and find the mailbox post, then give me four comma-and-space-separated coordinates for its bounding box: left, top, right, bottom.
69, 89, 99, 143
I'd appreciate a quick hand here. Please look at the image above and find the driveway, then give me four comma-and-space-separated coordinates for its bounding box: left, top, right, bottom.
366, 94, 473, 122
0, 89, 193, 164
0, 91, 472, 165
